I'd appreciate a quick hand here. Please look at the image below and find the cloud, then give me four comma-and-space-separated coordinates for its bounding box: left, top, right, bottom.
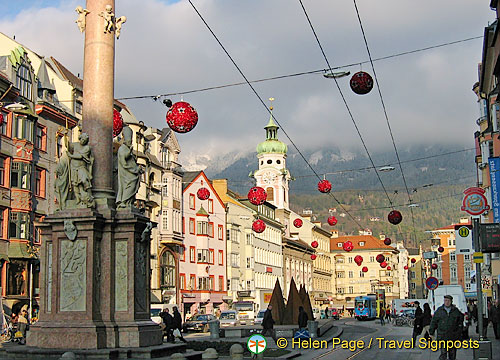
0, 0, 493, 165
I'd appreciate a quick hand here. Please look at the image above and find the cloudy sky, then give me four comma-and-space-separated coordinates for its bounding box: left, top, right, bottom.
0, 0, 493, 165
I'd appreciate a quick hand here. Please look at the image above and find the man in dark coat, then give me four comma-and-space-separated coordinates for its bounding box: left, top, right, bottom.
490, 300, 499, 339
262, 304, 275, 336
429, 295, 464, 360
412, 301, 423, 345
298, 306, 308, 329
172, 306, 187, 343
160, 308, 175, 342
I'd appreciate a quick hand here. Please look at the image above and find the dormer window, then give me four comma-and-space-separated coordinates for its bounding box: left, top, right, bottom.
16, 60, 33, 101
337, 242, 342, 248
359, 241, 365, 246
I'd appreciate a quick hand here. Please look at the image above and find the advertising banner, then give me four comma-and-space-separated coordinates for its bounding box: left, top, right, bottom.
488, 157, 500, 222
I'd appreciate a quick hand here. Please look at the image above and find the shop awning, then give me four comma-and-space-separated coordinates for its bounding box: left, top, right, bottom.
8, 242, 30, 259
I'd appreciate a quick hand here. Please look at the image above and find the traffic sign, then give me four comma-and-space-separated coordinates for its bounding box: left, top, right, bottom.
461, 187, 490, 216
473, 252, 484, 263
426, 277, 439, 291
454, 224, 473, 254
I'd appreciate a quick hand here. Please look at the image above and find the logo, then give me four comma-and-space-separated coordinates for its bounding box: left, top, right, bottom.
247, 334, 267, 355
461, 187, 489, 216
458, 226, 470, 238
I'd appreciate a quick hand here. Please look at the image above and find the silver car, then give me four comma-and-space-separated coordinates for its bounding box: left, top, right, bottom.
219, 311, 239, 327
254, 310, 266, 325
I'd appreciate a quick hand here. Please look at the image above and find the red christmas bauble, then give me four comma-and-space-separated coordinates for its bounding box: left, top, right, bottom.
354, 255, 363, 265
431, 263, 438, 270
343, 241, 354, 252
252, 219, 266, 233
197, 187, 210, 200
247, 186, 267, 205
384, 238, 392, 246
293, 218, 303, 228
318, 179, 332, 193
311, 240, 319, 249
388, 210, 403, 225
327, 216, 338, 226
0, 113, 4, 126
350, 71, 374, 95
404, 265, 408, 270
166, 101, 198, 133
376, 254, 385, 263
113, 108, 124, 137
362, 266, 368, 273
438, 246, 444, 253
380, 261, 387, 268
411, 258, 416, 264
386, 265, 392, 270
311, 254, 317, 260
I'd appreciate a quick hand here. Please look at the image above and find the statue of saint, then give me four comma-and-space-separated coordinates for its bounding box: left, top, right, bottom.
116, 126, 143, 209
67, 132, 95, 208
55, 151, 70, 211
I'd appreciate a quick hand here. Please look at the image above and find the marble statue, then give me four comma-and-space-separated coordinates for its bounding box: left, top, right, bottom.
99, 5, 115, 34
55, 151, 70, 211
115, 16, 127, 39
64, 220, 78, 241
67, 133, 95, 208
140, 222, 153, 242
116, 126, 143, 209
75, 6, 90, 33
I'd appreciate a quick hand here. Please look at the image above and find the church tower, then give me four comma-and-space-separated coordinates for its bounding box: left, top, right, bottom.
253, 100, 291, 209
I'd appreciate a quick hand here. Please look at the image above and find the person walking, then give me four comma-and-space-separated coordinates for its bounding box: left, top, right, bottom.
487, 299, 499, 339
386, 307, 392, 325
379, 305, 385, 326
298, 306, 308, 329
412, 301, 423, 345
160, 308, 174, 343
262, 305, 275, 336
419, 303, 432, 341
429, 295, 464, 360
324, 306, 329, 319
172, 306, 187, 343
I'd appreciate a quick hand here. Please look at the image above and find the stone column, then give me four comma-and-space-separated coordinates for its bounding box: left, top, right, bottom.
82, 0, 115, 205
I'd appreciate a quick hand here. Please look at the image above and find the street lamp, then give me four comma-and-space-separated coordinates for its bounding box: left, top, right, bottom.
323, 71, 350, 79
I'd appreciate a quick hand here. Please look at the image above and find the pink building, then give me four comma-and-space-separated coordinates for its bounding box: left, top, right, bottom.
180, 171, 227, 317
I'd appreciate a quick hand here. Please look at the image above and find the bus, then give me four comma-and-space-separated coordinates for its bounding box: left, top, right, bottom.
233, 301, 255, 325
354, 295, 377, 320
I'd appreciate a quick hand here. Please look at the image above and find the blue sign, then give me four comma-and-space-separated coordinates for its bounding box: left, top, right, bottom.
426, 277, 439, 291
488, 157, 500, 223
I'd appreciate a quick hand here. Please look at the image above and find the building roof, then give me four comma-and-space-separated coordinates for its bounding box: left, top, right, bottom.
37, 57, 55, 92
433, 221, 470, 231
50, 56, 83, 90
330, 235, 396, 252
182, 171, 202, 191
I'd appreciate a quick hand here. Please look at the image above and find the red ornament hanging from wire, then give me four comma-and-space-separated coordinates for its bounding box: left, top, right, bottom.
411, 258, 416, 264
404, 265, 408, 270
362, 266, 368, 273
383, 238, 392, 246
327, 216, 337, 226
354, 255, 363, 266
293, 218, 303, 228
388, 210, 403, 225
166, 101, 198, 133
386, 265, 392, 270
438, 246, 444, 253
113, 108, 124, 137
380, 261, 387, 268
247, 186, 267, 205
197, 187, 210, 200
376, 254, 385, 263
317, 179, 332, 194
350, 71, 374, 95
311, 240, 319, 249
431, 263, 438, 270
343, 241, 354, 252
311, 254, 317, 260
252, 219, 266, 233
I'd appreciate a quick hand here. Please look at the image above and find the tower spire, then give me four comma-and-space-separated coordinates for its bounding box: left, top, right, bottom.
265, 97, 278, 140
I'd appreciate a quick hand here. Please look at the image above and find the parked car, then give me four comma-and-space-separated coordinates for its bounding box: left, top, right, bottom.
219, 310, 239, 327
254, 310, 266, 325
183, 314, 216, 333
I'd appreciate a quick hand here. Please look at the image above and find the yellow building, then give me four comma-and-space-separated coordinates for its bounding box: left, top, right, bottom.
330, 235, 400, 311
408, 247, 425, 299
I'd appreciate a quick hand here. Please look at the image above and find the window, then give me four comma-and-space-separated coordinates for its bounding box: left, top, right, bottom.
208, 222, 214, 237
246, 257, 252, 269
386, 286, 392, 293
0, 209, 4, 238
348, 286, 353, 294
450, 251, 456, 262
337, 288, 344, 295
465, 283, 471, 291
189, 246, 195, 263
219, 276, 224, 291
231, 253, 239, 267
35, 167, 46, 197
336, 257, 344, 263
56, 135, 64, 158
337, 243, 343, 248
348, 271, 353, 278
11, 161, 31, 190
180, 247, 185, 262
189, 218, 195, 234
189, 194, 195, 209
359, 241, 365, 246
162, 211, 168, 230
218, 250, 223, 265
218, 225, 224, 240
370, 256, 374, 262
12, 115, 34, 142
208, 199, 213, 213
197, 221, 209, 235
197, 249, 210, 263
266, 187, 274, 201
337, 272, 345, 278
179, 274, 186, 290
0, 157, 6, 186
464, 254, 470, 261
450, 267, 457, 280
35, 125, 46, 151
16, 61, 32, 100
75, 100, 83, 115
162, 184, 168, 198
359, 271, 365, 277
348, 257, 353, 263
198, 277, 213, 291
371, 284, 377, 293
411, 283, 416, 290
160, 251, 175, 289
410, 271, 416, 279
9, 211, 30, 239
0, 111, 9, 136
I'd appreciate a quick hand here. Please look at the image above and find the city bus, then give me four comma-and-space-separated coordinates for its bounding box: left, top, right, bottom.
354, 295, 377, 320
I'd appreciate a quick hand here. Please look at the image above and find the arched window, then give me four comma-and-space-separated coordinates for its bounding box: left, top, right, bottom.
266, 187, 274, 201
160, 251, 176, 289
16, 60, 32, 101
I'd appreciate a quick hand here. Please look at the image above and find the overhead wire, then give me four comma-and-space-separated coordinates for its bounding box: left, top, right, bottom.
187, 0, 367, 231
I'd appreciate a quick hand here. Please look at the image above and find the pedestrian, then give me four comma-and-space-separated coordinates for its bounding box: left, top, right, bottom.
324, 306, 329, 319
495, 299, 500, 340
429, 295, 464, 360
379, 305, 385, 326
489, 300, 499, 339
419, 303, 432, 342
298, 306, 308, 329
262, 304, 275, 336
172, 306, 187, 343
160, 308, 174, 342
472, 302, 478, 325
412, 301, 423, 345
17, 309, 29, 345
386, 307, 391, 325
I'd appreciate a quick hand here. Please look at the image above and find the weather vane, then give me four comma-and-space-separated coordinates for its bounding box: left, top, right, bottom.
269, 97, 274, 111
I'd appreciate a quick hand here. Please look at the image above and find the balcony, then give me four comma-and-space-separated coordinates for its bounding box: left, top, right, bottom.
162, 161, 183, 174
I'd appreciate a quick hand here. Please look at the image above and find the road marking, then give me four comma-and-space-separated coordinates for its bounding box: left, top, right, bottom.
346, 326, 393, 359
313, 325, 377, 359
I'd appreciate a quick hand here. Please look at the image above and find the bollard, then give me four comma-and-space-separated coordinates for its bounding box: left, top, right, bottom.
171, 353, 188, 360
229, 343, 244, 360
202, 348, 219, 359
473, 340, 492, 360
59, 352, 76, 360
307, 320, 319, 339
209, 319, 220, 339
